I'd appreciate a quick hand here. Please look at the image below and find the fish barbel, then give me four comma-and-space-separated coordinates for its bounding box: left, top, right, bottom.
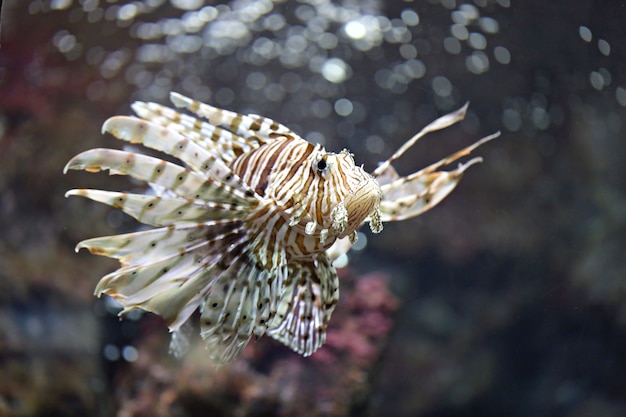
65, 93, 499, 365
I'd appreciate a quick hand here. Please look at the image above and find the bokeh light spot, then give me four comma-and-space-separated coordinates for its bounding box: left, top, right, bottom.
579, 25, 592, 42
494, 46, 511, 64
334, 98, 354, 117
344, 20, 367, 40
321, 58, 350, 83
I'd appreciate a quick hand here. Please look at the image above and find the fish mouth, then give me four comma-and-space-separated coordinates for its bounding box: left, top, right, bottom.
342, 176, 382, 235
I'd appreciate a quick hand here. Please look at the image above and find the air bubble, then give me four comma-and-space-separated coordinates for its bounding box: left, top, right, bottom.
344, 20, 367, 40
444, 37, 462, 54
321, 58, 350, 83
122, 345, 139, 362
579, 26, 592, 42
616, 87, 626, 107
451, 24, 469, 41
401, 10, 419, 26
334, 98, 353, 117
598, 39, 611, 56
479, 17, 499, 33
103, 344, 120, 361
468, 32, 487, 50
589, 71, 604, 90
432, 76, 453, 97
494, 46, 511, 64
502, 108, 522, 131
465, 51, 489, 74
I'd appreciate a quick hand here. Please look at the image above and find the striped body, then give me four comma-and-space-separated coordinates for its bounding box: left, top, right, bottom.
65, 92, 498, 365
232, 138, 381, 257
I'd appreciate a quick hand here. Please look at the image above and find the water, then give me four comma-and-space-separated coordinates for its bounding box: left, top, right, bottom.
1, 1, 625, 416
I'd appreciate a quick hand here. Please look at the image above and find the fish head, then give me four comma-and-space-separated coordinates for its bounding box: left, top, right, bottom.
309, 148, 382, 239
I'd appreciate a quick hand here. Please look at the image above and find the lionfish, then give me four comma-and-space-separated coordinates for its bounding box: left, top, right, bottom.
64, 92, 499, 365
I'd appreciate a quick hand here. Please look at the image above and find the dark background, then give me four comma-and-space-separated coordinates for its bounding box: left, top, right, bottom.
1, 0, 625, 416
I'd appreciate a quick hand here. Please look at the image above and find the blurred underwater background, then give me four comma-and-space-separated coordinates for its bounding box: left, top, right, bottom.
1, 0, 625, 416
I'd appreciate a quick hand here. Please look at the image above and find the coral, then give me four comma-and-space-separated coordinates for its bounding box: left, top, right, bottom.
106, 268, 399, 417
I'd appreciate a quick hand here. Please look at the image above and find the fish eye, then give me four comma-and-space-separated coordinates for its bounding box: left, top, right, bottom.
313, 154, 331, 178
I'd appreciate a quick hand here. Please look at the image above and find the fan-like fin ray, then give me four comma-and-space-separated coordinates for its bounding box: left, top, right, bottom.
95, 244, 210, 309
373, 102, 470, 180
377, 131, 500, 222
76, 220, 244, 267
132, 101, 262, 164
64, 148, 257, 207
267, 254, 338, 357
198, 250, 287, 366
405, 131, 501, 181
101, 116, 249, 191
170, 92, 294, 139
378, 161, 473, 222
66, 189, 246, 226
92, 218, 280, 340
